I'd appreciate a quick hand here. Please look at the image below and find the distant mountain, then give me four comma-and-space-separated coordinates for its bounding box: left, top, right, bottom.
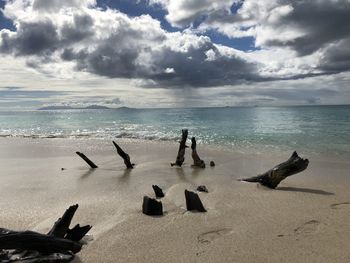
38, 105, 111, 110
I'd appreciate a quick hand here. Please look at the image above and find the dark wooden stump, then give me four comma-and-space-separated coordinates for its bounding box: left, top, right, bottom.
171, 129, 188, 167
152, 185, 165, 198
185, 190, 206, 212
76, 152, 98, 168
240, 151, 309, 189
112, 141, 134, 169
191, 137, 205, 168
142, 196, 163, 216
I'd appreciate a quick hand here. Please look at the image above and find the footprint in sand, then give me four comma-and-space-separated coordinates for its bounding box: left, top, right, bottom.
197, 228, 233, 244
294, 220, 321, 235
330, 202, 350, 209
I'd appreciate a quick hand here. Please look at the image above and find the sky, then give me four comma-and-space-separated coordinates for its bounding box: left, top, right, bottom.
0, 0, 349, 109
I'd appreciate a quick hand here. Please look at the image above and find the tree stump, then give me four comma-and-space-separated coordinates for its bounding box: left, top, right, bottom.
171, 129, 188, 167
185, 190, 206, 212
191, 137, 205, 168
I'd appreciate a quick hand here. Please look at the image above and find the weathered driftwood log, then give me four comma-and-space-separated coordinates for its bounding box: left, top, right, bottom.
76, 151, 98, 168
0, 204, 91, 262
171, 129, 188, 167
185, 190, 206, 212
112, 141, 134, 169
191, 137, 205, 168
152, 185, 165, 198
142, 196, 163, 216
240, 151, 309, 189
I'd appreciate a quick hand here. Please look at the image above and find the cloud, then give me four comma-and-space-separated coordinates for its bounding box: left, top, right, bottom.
154, 0, 350, 77
0, 0, 259, 87
0, 0, 349, 98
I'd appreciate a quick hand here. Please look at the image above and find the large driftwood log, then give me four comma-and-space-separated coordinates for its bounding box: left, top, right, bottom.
240, 151, 309, 189
191, 137, 205, 168
0, 204, 91, 262
112, 141, 134, 169
171, 129, 188, 167
76, 152, 98, 168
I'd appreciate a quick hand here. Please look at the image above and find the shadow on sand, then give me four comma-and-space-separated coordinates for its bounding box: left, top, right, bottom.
277, 186, 334, 196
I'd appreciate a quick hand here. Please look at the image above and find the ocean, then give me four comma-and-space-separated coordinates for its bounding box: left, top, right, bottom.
0, 105, 349, 155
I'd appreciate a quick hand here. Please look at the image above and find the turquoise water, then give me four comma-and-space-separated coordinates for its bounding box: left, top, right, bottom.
0, 106, 349, 155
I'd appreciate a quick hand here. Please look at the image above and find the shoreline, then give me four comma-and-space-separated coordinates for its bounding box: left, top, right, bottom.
0, 137, 349, 262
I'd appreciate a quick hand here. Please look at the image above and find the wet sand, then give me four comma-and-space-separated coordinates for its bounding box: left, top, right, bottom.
0, 138, 349, 262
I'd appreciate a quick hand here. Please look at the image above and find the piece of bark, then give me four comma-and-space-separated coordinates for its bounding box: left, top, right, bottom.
197, 185, 208, 193
184, 190, 206, 212
0, 228, 82, 254
0, 249, 74, 262
191, 137, 205, 168
65, 224, 92, 242
240, 151, 309, 189
152, 185, 165, 198
112, 141, 134, 169
171, 129, 188, 167
142, 196, 163, 216
76, 152, 98, 168
48, 204, 78, 238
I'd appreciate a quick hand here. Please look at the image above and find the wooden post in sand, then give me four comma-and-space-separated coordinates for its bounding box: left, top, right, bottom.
191, 137, 205, 168
171, 129, 188, 167
112, 141, 134, 169
240, 151, 309, 189
0, 204, 91, 261
76, 151, 98, 168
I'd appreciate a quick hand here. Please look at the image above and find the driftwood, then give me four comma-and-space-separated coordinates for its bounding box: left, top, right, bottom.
152, 185, 165, 198
142, 196, 163, 216
191, 137, 205, 168
76, 152, 98, 168
112, 141, 134, 169
171, 129, 188, 167
0, 204, 91, 262
185, 190, 206, 212
240, 151, 309, 189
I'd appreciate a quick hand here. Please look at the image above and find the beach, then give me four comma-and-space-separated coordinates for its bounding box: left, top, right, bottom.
0, 137, 349, 262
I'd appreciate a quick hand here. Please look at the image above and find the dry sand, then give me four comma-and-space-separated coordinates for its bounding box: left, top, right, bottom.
0, 137, 349, 262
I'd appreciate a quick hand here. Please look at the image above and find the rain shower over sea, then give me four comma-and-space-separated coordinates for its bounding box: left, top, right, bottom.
0, 105, 349, 156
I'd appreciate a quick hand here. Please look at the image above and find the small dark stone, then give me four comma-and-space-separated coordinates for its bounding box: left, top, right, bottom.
152, 185, 165, 198
142, 196, 163, 216
210, 161, 215, 167
197, 185, 208, 193
61, 168, 66, 171
184, 190, 206, 212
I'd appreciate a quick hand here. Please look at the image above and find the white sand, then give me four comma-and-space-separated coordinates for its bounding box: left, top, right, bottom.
0, 138, 350, 262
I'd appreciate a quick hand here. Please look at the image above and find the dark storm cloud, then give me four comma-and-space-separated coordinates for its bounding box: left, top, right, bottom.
0, 20, 58, 56
265, 0, 350, 56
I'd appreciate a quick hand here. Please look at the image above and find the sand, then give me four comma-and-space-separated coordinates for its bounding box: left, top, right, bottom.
0, 137, 349, 262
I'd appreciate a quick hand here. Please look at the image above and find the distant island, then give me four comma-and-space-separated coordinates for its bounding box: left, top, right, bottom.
38, 105, 111, 110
